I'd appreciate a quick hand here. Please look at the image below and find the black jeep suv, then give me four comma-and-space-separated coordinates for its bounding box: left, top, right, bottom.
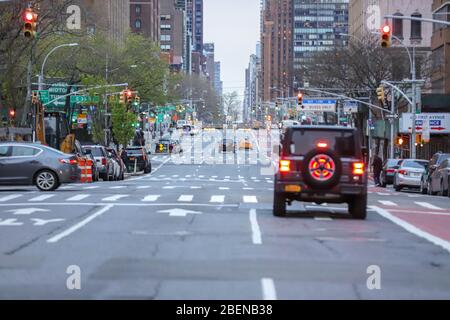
274, 126, 368, 219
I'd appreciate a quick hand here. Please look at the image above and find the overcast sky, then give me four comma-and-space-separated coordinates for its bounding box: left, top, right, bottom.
203, 0, 260, 100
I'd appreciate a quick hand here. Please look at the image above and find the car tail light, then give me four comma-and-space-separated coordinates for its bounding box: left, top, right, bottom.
398, 169, 408, 175
279, 160, 291, 173
353, 162, 364, 175
102, 158, 107, 166
386, 169, 395, 173
59, 158, 78, 165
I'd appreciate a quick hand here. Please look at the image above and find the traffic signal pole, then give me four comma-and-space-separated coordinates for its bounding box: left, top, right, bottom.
411, 46, 417, 159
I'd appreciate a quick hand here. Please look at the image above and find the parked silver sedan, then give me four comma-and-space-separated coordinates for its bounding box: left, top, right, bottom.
393, 159, 429, 192
0, 142, 81, 191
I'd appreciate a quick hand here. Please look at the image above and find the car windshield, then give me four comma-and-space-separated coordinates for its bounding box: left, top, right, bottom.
290, 130, 357, 157
402, 160, 428, 169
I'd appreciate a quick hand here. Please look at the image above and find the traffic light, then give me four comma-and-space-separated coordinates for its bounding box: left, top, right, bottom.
376, 86, 385, 104
416, 134, 422, 145
31, 91, 39, 104
297, 93, 303, 109
9, 108, 16, 119
381, 24, 391, 48
125, 90, 133, 104
275, 101, 279, 109
22, 8, 38, 39
396, 134, 405, 146
119, 91, 125, 104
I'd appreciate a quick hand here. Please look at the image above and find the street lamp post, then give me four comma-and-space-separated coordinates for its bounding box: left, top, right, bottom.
38, 43, 79, 90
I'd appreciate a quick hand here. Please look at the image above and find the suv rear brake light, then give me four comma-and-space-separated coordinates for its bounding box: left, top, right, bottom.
279, 160, 291, 173
353, 162, 364, 175
102, 158, 107, 166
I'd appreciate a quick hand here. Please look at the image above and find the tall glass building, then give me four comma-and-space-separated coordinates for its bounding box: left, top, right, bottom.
293, 0, 349, 86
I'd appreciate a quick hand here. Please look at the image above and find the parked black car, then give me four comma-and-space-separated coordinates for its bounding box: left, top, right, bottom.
273, 126, 368, 219
380, 158, 402, 187
420, 152, 450, 195
122, 146, 152, 173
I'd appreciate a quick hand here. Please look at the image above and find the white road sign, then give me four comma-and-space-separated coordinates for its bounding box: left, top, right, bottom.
302, 99, 337, 112
400, 113, 450, 134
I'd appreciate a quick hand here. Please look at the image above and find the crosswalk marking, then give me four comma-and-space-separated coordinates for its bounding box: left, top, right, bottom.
137, 186, 151, 189
67, 194, 90, 201
28, 194, 55, 202
102, 195, 128, 201
377, 193, 391, 196
243, 187, 254, 190
190, 186, 201, 189
219, 187, 230, 190
210, 195, 225, 203
83, 186, 99, 190
178, 195, 193, 202
243, 196, 258, 203
378, 200, 397, 206
110, 186, 126, 189
0, 194, 22, 202
142, 195, 160, 202
415, 202, 444, 211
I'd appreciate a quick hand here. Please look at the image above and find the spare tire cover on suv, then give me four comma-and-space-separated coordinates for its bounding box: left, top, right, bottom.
300, 149, 342, 190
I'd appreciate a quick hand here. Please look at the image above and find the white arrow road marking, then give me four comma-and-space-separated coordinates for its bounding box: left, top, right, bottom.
6, 208, 50, 215
0, 194, 22, 202
102, 195, 129, 201
414, 202, 444, 211
178, 195, 193, 202
142, 195, 160, 202
378, 200, 397, 206
31, 218, 65, 226
47, 205, 114, 243
261, 278, 277, 300
67, 194, 90, 201
158, 208, 202, 217
244, 196, 258, 203
28, 194, 55, 202
249, 209, 262, 245
0, 219, 23, 226
210, 195, 225, 203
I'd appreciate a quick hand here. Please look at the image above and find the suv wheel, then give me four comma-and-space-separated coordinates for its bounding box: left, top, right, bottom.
300, 149, 342, 190
349, 195, 367, 220
273, 192, 287, 217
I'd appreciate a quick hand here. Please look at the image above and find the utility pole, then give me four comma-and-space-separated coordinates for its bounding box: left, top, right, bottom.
390, 89, 396, 159
411, 46, 417, 159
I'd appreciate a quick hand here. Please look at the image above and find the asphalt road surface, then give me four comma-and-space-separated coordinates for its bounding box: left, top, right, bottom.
1, 129, 450, 299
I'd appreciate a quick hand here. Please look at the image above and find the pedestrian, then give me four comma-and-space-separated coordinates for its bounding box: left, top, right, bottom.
372, 154, 383, 186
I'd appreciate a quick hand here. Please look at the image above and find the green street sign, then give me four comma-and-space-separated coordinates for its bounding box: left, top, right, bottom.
70, 96, 100, 104
38, 90, 49, 103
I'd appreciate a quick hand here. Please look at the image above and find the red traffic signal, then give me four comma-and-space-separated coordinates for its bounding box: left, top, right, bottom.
9, 109, 16, 118
381, 24, 391, 48
297, 93, 304, 108
22, 8, 38, 38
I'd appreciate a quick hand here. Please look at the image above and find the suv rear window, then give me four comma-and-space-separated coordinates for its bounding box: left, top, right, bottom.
83, 147, 104, 157
290, 130, 357, 157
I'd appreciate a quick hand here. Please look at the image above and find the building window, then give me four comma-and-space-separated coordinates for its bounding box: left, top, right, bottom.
161, 24, 171, 30
411, 12, 422, 39
135, 19, 141, 30
135, 5, 141, 15
393, 12, 404, 39
161, 44, 171, 51
161, 34, 171, 41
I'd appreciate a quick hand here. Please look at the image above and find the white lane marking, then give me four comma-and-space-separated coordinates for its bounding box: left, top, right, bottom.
110, 186, 126, 189
243, 187, 254, 190
163, 186, 176, 189
198, 175, 205, 178
67, 194, 90, 201
47, 205, 114, 243
224, 176, 230, 178
102, 195, 129, 201
142, 195, 160, 202
190, 186, 202, 189
371, 206, 450, 253
83, 186, 99, 190
178, 195, 193, 202
261, 278, 277, 300
219, 187, 230, 190
0, 194, 22, 202
378, 200, 397, 206
172, 175, 179, 178
244, 196, 258, 203
249, 209, 262, 245
28, 194, 55, 202
212, 176, 218, 178
377, 192, 391, 196
137, 186, 151, 189
210, 195, 225, 203
414, 202, 444, 211
314, 217, 333, 221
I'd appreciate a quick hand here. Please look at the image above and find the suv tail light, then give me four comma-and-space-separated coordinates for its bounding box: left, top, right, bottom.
353, 162, 364, 175
398, 169, 408, 175
386, 169, 395, 173
279, 160, 291, 173
102, 158, 107, 166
